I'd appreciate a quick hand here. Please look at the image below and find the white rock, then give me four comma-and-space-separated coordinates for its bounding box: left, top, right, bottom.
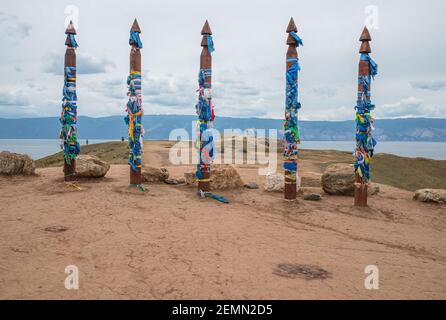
264, 173, 285, 192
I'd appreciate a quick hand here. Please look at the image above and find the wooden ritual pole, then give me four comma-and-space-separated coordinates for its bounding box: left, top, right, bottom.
196, 20, 214, 192
127, 19, 143, 186
354, 27, 377, 207
62, 21, 80, 181
283, 18, 303, 200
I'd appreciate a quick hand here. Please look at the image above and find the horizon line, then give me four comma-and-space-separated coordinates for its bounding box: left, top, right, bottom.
0, 115, 445, 121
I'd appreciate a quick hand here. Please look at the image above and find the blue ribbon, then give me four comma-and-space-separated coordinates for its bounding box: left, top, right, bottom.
361, 53, 378, 78
129, 31, 143, 49
283, 162, 298, 172
290, 32, 303, 46
68, 34, 78, 48
206, 35, 215, 53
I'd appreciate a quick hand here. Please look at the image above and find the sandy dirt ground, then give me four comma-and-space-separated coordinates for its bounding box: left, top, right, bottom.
0, 141, 445, 299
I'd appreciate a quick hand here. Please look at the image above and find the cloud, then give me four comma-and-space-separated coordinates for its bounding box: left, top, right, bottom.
301, 105, 353, 121
143, 73, 195, 110
85, 77, 126, 100
44, 53, 115, 75
230, 85, 260, 96
410, 80, 446, 91
375, 97, 445, 118
77, 54, 116, 74
85, 72, 196, 112
311, 85, 338, 98
0, 90, 29, 106
0, 12, 31, 40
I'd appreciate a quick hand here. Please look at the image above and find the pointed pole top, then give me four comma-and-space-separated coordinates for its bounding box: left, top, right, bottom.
286, 18, 301, 46
65, 20, 77, 35
360, 26, 371, 41
201, 20, 212, 35
286, 17, 297, 33
359, 26, 372, 53
131, 18, 141, 33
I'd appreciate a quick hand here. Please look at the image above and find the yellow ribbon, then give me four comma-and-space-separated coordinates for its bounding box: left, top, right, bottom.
128, 110, 142, 140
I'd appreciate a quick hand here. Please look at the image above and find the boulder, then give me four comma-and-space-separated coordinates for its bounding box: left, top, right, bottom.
0, 151, 35, 175
321, 163, 380, 196
413, 189, 446, 204
264, 173, 284, 192
141, 166, 169, 183
76, 155, 110, 178
321, 163, 355, 195
184, 164, 244, 190
368, 183, 380, 196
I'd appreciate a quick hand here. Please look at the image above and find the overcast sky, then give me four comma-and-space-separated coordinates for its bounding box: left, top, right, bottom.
0, 0, 445, 120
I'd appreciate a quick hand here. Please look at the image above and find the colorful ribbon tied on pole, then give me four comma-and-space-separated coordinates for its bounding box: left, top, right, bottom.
125, 30, 144, 173
195, 37, 215, 181
283, 56, 302, 183
354, 53, 378, 183
60, 36, 80, 165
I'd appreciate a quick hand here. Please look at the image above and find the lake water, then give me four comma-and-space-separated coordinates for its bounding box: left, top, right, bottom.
0, 139, 445, 160
0, 139, 113, 160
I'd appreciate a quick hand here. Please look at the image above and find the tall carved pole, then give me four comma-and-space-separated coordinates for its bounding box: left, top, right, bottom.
125, 19, 144, 187
354, 27, 378, 207
196, 20, 215, 192
61, 20, 80, 181
283, 18, 303, 201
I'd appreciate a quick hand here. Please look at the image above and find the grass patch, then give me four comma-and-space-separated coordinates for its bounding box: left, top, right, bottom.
372, 153, 446, 191
36, 141, 129, 168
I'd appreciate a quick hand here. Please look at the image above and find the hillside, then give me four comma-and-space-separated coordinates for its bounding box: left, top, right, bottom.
36, 141, 446, 191
1, 116, 446, 141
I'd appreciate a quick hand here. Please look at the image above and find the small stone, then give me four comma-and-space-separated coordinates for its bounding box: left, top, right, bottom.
304, 193, 322, 201
44, 225, 69, 233
164, 178, 186, 185
244, 182, 259, 189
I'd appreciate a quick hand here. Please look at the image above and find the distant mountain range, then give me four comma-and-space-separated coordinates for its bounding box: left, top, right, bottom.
0, 115, 445, 141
